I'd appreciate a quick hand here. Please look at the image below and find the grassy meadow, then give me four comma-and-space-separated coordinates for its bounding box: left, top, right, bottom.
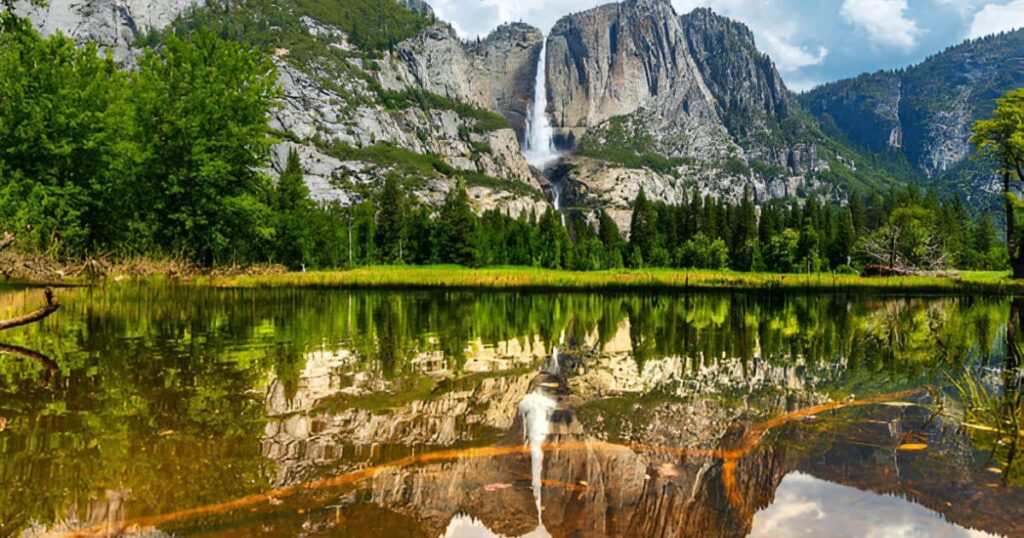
203, 266, 1024, 294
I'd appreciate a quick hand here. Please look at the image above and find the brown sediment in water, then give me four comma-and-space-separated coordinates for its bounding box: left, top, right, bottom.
60, 388, 927, 538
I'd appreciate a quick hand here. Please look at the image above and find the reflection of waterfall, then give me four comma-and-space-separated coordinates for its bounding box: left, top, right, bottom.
523, 38, 559, 170
518, 392, 556, 528
544, 347, 561, 377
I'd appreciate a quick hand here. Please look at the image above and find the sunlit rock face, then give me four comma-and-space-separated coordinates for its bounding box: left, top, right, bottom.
545, 1, 834, 223
547, 0, 731, 157
268, 19, 548, 217
379, 22, 544, 141
14, 0, 196, 60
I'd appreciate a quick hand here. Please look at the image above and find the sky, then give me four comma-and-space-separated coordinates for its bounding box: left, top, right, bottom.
427, 0, 1024, 92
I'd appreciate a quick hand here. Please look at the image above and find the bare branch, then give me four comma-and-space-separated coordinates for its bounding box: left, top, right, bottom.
0, 288, 60, 332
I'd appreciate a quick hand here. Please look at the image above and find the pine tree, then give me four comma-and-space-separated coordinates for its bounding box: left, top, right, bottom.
629, 189, 659, 266
435, 181, 478, 266
831, 208, 855, 268
375, 175, 407, 263
275, 149, 315, 269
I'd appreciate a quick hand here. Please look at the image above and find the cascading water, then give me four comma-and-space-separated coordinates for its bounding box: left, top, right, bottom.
523, 38, 559, 170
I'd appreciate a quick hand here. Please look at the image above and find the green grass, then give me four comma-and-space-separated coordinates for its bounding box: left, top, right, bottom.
205, 266, 1024, 295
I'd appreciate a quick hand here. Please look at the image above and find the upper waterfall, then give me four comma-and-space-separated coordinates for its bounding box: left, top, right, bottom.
523, 38, 560, 169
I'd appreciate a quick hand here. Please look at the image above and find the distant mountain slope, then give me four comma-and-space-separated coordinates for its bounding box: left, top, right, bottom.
801, 29, 1024, 194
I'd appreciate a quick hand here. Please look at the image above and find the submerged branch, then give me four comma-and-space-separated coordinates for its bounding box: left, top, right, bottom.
0, 288, 60, 332
0, 343, 58, 384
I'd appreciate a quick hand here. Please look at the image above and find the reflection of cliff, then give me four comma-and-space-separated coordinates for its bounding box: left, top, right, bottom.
262, 346, 537, 485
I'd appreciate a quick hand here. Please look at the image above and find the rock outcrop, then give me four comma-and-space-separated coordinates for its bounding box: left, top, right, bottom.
546, 0, 731, 157
15, 0, 197, 60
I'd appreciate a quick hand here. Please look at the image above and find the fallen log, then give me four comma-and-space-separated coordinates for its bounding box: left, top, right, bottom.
0, 288, 60, 332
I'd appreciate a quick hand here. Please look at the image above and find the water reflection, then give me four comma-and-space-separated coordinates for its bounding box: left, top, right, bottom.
0, 285, 1022, 536
750, 473, 998, 537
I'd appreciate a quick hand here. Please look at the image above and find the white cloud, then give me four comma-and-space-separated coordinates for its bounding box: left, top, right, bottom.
968, 0, 1024, 38
669, 1, 832, 84
761, 32, 830, 72
840, 0, 922, 49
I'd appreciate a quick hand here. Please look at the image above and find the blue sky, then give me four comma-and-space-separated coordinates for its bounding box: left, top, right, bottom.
428, 0, 1024, 91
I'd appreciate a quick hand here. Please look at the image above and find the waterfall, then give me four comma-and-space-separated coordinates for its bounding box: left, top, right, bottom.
523, 38, 559, 170
550, 181, 566, 227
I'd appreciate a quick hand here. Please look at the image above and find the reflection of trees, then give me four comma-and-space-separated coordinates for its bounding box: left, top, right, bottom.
0, 288, 60, 384
947, 298, 1023, 487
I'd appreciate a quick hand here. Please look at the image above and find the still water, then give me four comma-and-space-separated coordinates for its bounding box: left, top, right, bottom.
1, 284, 1022, 537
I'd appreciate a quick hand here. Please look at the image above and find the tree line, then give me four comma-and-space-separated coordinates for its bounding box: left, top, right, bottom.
276, 148, 1003, 273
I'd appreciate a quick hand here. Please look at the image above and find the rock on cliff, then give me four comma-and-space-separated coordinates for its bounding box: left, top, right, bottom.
546, 0, 731, 157
801, 29, 1024, 183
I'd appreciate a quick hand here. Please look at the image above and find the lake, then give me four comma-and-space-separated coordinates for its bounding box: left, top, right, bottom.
1, 284, 1022, 537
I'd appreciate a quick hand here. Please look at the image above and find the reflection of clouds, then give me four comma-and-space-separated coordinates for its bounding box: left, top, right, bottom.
442, 514, 551, 538
750, 472, 998, 538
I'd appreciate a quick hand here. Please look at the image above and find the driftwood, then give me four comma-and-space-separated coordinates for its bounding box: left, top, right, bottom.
0, 288, 60, 332
860, 263, 959, 278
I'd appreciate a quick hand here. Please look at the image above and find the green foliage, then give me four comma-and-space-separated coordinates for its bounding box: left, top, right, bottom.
275, 150, 316, 268
377, 87, 511, 133
434, 182, 479, 266
375, 175, 407, 263
721, 157, 751, 177
134, 31, 281, 264
295, 0, 433, 52
677, 234, 729, 269
328, 142, 454, 183
0, 24, 279, 264
578, 116, 694, 173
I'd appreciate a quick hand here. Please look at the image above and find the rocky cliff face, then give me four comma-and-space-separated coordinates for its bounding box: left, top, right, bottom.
272, 16, 546, 216
546, 0, 731, 157
379, 21, 544, 140
15, 0, 196, 60
801, 29, 1024, 182
542, 0, 851, 227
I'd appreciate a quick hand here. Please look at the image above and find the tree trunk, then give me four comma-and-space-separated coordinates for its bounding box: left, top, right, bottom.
1004, 167, 1024, 279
